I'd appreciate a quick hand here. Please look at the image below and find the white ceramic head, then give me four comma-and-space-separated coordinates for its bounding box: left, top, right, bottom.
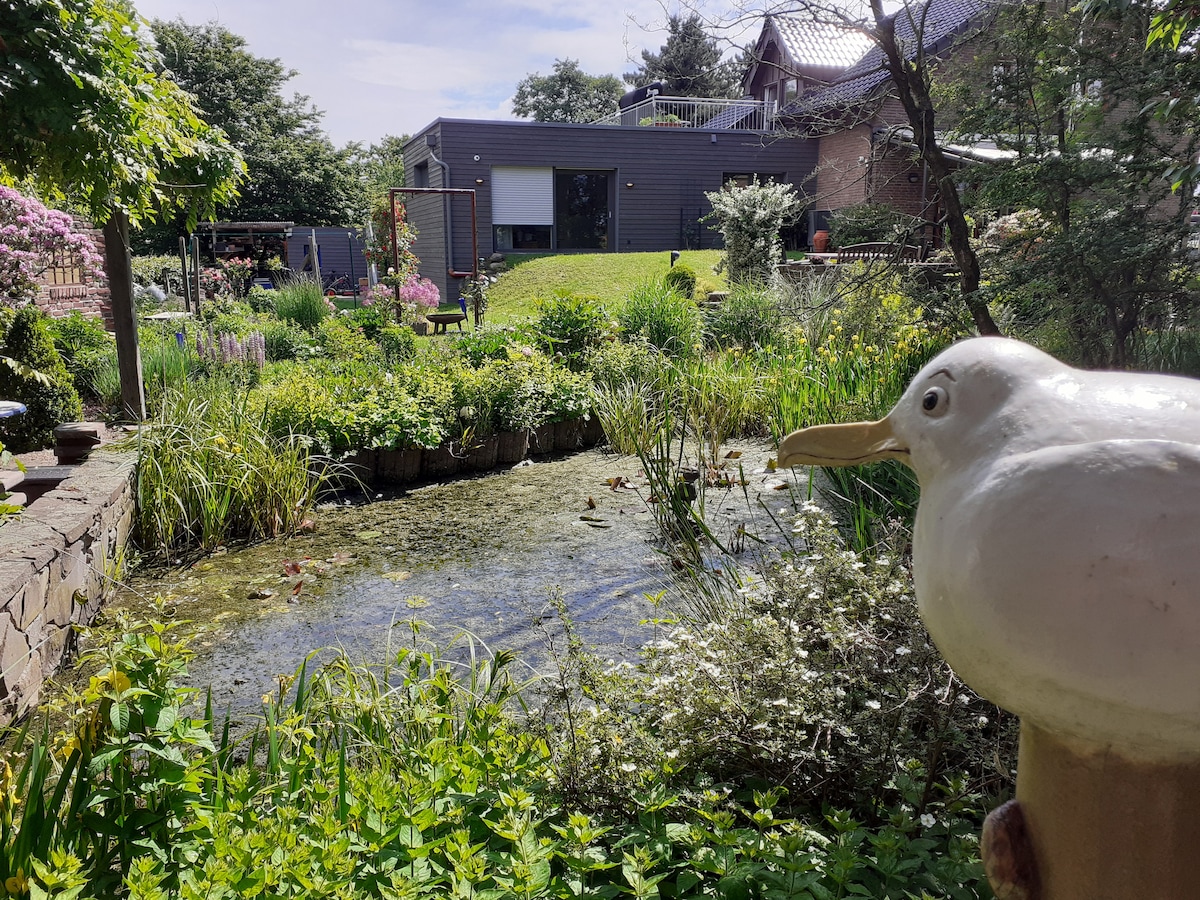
779, 337, 1200, 758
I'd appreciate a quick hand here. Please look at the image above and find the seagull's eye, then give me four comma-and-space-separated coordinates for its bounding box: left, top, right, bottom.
921, 387, 949, 417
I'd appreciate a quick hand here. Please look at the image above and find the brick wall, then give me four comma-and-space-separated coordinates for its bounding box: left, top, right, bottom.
33, 219, 114, 331
814, 125, 873, 209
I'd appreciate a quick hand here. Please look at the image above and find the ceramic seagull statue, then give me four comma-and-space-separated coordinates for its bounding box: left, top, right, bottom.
777, 337, 1200, 900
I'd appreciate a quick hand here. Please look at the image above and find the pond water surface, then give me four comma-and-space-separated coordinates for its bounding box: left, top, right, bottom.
110, 444, 804, 711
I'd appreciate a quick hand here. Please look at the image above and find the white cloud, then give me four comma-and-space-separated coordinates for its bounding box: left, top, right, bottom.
131, 0, 718, 145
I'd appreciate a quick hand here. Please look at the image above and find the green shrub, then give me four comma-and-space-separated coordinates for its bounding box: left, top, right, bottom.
703, 283, 782, 349
261, 320, 312, 362
244, 284, 276, 314
0, 307, 83, 452
534, 291, 610, 369
378, 324, 417, 365
273, 276, 331, 330
618, 279, 704, 358
130, 254, 183, 288
315, 316, 378, 362
584, 339, 665, 391
662, 262, 697, 299
348, 302, 392, 339
828, 202, 921, 248
455, 324, 528, 366
47, 310, 113, 393
703, 178, 802, 284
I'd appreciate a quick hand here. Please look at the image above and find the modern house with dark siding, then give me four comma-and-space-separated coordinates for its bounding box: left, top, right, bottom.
402, 117, 814, 303
401, 0, 990, 303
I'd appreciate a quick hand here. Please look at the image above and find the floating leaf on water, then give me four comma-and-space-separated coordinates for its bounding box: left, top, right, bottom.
584, 521, 612, 529
291, 580, 304, 597
355, 530, 383, 541
580, 515, 606, 522
724, 450, 743, 459
766, 458, 778, 472
772, 482, 790, 491
586, 497, 597, 509
328, 551, 357, 566
299, 518, 317, 533
282, 559, 303, 576
383, 571, 412, 582
248, 588, 275, 600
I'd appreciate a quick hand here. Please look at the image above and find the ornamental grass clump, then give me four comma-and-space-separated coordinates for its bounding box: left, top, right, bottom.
130, 380, 330, 557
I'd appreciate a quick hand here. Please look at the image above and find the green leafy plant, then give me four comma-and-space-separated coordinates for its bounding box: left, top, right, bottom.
0, 306, 83, 452
618, 279, 704, 359
703, 178, 803, 285
662, 262, 697, 299
534, 292, 610, 370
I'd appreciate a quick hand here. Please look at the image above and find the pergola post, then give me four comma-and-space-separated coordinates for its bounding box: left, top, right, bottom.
103, 210, 145, 422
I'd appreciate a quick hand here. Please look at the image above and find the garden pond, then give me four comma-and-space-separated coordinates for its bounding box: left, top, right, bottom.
106, 443, 809, 712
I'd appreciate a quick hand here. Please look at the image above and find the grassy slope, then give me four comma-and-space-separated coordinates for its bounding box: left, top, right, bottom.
484, 250, 726, 322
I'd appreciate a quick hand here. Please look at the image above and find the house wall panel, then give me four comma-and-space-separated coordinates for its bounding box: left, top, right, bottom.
405, 119, 816, 301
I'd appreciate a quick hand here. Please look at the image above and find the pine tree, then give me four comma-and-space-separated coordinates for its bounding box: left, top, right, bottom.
625, 15, 741, 98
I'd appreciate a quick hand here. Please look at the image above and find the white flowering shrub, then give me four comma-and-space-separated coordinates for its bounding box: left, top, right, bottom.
703, 179, 802, 285
546, 503, 1017, 816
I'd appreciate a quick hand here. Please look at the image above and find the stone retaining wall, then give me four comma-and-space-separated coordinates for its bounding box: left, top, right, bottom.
0, 451, 136, 725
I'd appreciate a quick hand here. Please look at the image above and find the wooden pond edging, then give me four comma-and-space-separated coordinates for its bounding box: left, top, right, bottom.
339, 416, 606, 486
0, 450, 136, 726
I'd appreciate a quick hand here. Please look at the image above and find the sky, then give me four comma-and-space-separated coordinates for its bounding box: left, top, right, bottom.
131, 0, 749, 148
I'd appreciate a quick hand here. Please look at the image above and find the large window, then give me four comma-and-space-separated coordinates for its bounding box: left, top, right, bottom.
491, 167, 612, 252
493, 167, 554, 251
554, 171, 609, 251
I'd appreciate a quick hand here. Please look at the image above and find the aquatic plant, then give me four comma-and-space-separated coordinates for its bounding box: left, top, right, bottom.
129, 379, 331, 557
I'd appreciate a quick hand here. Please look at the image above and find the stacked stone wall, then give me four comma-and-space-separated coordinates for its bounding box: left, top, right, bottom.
0, 451, 135, 725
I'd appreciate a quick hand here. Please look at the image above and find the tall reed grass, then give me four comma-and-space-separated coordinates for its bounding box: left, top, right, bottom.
128, 379, 332, 558
273, 275, 332, 331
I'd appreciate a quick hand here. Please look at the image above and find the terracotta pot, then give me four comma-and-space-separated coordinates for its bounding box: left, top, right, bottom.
421, 444, 460, 478
530, 423, 556, 455
554, 418, 584, 452
812, 230, 831, 253
496, 430, 530, 464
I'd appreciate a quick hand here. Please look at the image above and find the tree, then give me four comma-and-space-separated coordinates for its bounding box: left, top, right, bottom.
147, 19, 363, 236
0, 0, 243, 225
355, 134, 410, 205
625, 14, 741, 98
512, 59, 623, 123
943, 0, 1200, 367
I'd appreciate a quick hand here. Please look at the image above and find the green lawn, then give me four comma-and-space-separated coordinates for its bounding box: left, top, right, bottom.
484, 250, 727, 322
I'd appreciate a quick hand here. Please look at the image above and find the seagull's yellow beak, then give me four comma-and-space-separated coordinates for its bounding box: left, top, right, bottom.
777, 418, 910, 468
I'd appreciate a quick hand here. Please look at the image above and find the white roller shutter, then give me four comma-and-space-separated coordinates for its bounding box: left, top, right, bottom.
492, 167, 553, 224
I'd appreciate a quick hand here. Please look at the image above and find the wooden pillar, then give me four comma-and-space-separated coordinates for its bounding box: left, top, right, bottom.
102, 210, 145, 422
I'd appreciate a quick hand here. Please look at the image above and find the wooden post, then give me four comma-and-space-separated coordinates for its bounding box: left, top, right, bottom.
984, 722, 1200, 900
102, 210, 145, 422
191, 234, 201, 316
177, 235, 192, 313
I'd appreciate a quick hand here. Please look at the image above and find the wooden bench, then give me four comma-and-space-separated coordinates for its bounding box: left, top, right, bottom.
833, 242, 926, 263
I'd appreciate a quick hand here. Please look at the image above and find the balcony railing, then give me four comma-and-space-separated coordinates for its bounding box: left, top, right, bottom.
590, 96, 779, 131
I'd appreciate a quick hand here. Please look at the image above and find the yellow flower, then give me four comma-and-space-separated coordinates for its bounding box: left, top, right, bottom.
262, 693, 274, 706
58, 736, 80, 761
108, 669, 131, 693
5, 868, 26, 895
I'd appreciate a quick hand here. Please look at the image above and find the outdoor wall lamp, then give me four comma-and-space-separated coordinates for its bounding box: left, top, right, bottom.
908, 173, 921, 183
475, 178, 485, 185
625, 182, 635, 188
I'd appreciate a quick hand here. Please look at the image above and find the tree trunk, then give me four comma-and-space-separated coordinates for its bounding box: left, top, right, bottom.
872, 1, 1002, 336
102, 210, 146, 422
